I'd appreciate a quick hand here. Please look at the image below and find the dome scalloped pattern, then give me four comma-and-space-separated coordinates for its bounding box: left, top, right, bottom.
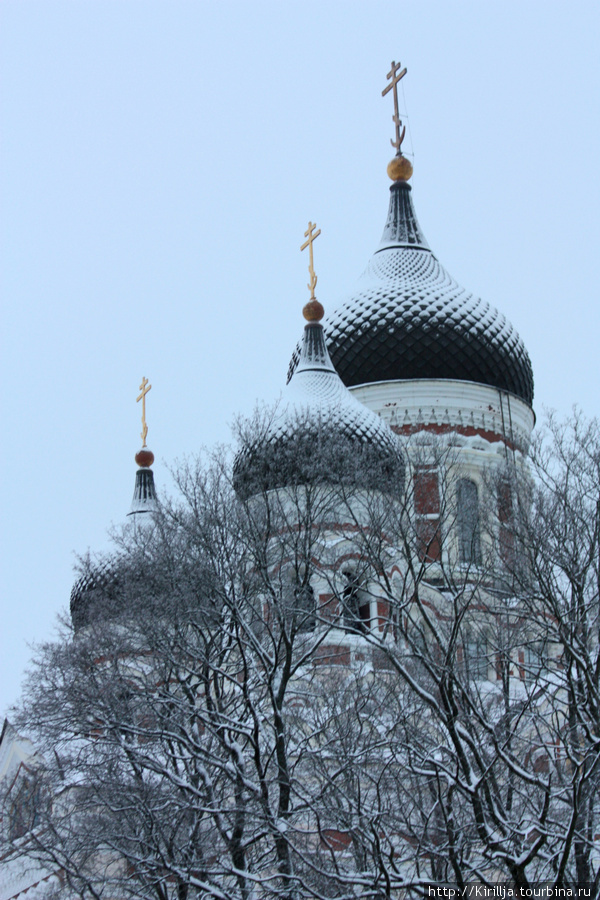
289, 183, 534, 406
234, 323, 404, 497
269, 363, 402, 450
70, 558, 121, 631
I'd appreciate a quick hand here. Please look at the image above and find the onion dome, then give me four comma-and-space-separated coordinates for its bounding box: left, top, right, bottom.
70, 557, 122, 631
288, 180, 534, 406
71, 460, 158, 630
234, 298, 404, 498
71, 380, 159, 630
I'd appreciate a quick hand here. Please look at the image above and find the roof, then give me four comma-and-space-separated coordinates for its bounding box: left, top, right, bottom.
234, 318, 404, 497
289, 181, 534, 406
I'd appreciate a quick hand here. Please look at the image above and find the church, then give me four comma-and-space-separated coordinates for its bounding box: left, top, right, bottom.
0, 62, 550, 898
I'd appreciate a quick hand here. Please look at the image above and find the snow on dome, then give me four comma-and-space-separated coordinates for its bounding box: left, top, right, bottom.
288, 181, 534, 406
234, 318, 404, 498
70, 557, 122, 631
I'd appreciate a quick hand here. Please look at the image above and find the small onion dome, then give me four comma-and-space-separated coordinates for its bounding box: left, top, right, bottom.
71, 448, 159, 630
70, 558, 122, 631
69, 554, 151, 631
288, 181, 534, 406
234, 307, 404, 498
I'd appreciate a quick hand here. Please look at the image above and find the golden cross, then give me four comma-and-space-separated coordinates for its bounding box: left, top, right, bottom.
136, 376, 152, 447
300, 221, 321, 300
382, 60, 407, 152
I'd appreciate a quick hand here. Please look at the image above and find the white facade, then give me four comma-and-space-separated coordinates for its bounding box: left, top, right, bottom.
0, 724, 60, 900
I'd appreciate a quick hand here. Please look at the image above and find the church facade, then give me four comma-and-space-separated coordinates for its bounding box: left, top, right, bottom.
1, 63, 546, 898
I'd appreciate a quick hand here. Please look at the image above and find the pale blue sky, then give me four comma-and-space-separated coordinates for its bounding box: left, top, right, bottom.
1, 1, 599, 715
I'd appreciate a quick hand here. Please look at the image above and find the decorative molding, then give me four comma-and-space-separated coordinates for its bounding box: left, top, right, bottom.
350, 379, 535, 452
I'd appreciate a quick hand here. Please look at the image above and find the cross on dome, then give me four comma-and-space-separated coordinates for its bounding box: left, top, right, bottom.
135, 377, 154, 469
300, 221, 321, 301
136, 376, 152, 448
382, 60, 407, 153
382, 60, 413, 182
300, 222, 324, 322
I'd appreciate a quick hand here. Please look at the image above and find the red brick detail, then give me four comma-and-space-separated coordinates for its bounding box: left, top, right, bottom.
314, 645, 351, 666
532, 753, 549, 774
320, 829, 352, 851
377, 599, 389, 631
414, 469, 440, 515
319, 593, 338, 621
392, 421, 515, 450
413, 467, 442, 561
416, 517, 442, 562
495, 653, 502, 680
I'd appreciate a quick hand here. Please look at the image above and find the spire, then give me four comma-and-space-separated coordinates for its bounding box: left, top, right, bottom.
233, 223, 404, 499
377, 62, 428, 251
128, 377, 158, 519
382, 60, 413, 183
128, 467, 158, 517
295, 221, 334, 375
377, 180, 430, 252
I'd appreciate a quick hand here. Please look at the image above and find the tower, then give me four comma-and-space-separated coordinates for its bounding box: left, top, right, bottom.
70, 377, 159, 631
290, 60, 535, 574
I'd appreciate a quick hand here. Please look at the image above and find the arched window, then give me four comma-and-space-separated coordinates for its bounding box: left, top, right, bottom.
498, 479, 514, 566
8, 774, 42, 841
342, 570, 370, 634
294, 582, 315, 632
457, 479, 481, 565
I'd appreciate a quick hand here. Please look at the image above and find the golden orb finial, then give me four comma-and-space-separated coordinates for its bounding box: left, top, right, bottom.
135, 448, 155, 468
303, 298, 324, 322
387, 154, 413, 182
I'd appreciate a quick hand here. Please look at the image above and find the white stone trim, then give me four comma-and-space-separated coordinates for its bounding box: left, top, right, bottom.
349, 379, 535, 451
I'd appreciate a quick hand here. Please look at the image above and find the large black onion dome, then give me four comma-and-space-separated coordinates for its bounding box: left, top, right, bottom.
234, 318, 404, 498
288, 181, 534, 406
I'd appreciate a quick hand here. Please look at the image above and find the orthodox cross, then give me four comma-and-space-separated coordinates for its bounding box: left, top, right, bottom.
136, 376, 152, 447
382, 60, 407, 152
300, 221, 321, 300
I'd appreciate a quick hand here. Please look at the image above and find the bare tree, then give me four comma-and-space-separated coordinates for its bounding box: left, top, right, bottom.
2, 414, 600, 897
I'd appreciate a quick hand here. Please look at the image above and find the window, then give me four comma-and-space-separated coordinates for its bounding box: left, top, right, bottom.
464, 633, 488, 680
498, 480, 514, 566
414, 467, 441, 561
294, 582, 315, 632
457, 479, 481, 565
521, 642, 548, 683
8, 774, 42, 841
342, 571, 369, 634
